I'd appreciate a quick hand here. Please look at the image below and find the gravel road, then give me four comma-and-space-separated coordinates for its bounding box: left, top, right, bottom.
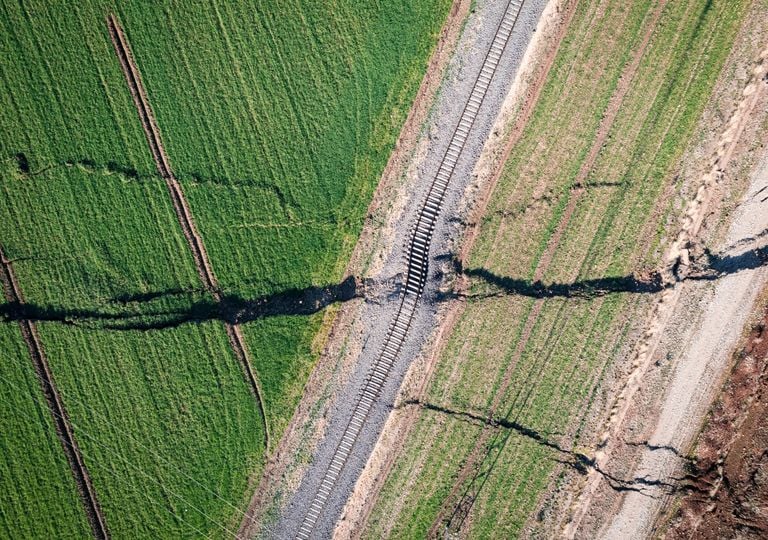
599, 147, 768, 539
272, 0, 548, 537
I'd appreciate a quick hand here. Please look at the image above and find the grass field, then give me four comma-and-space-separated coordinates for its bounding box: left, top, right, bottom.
0, 0, 449, 536
113, 0, 450, 440
0, 323, 91, 538
364, 0, 749, 537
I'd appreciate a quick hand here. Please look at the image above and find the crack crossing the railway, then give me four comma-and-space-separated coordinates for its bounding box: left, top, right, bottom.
294, 1, 527, 537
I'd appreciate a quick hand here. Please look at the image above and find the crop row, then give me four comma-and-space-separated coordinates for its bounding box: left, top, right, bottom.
364, 0, 749, 537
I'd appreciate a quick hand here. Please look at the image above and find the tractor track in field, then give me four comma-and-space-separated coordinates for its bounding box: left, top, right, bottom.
106, 14, 270, 449
425, 1, 667, 535
0, 246, 110, 540
290, 1, 532, 538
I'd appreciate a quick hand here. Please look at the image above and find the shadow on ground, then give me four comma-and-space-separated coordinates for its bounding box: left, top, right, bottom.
1, 276, 361, 331
456, 241, 768, 300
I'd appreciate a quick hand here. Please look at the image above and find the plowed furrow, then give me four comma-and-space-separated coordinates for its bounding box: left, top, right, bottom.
0, 246, 110, 540
107, 14, 269, 448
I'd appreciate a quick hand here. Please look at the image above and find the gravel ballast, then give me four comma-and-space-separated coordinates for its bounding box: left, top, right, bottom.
273, 1, 549, 537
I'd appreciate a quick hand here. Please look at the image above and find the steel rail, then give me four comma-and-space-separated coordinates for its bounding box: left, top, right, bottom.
295, 1, 526, 537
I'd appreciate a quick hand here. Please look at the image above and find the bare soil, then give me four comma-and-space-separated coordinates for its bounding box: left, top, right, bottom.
661, 293, 768, 539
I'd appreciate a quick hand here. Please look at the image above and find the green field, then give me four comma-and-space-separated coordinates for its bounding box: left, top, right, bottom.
364, 0, 749, 537
0, 0, 449, 537
0, 323, 91, 538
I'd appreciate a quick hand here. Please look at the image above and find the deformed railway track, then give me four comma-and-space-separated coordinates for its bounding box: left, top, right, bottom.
295, 1, 527, 537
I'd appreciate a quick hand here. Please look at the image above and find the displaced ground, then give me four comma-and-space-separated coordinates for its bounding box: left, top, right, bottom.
358, 0, 754, 538
565, 15, 768, 536
661, 291, 768, 539
0, 1, 448, 537
268, 0, 549, 537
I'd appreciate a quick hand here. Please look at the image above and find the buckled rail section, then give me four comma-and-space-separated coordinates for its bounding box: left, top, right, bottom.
296, 1, 525, 537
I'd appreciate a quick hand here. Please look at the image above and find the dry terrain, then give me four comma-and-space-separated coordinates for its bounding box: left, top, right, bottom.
662, 292, 768, 539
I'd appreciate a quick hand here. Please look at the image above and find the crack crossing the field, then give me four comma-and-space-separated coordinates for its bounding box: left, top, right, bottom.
0, 276, 364, 331
293, 1, 528, 538
0, 246, 110, 539
403, 400, 682, 498
424, 1, 684, 532
106, 14, 270, 449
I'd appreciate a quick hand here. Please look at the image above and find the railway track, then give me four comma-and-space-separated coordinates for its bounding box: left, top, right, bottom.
296, 1, 526, 537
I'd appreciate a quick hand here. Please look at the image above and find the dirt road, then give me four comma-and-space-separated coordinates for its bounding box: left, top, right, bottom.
600, 135, 768, 540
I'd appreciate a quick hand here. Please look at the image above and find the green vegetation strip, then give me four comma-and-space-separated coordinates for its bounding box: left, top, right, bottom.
0, 323, 92, 539
365, 0, 749, 537
0, 0, 450, 536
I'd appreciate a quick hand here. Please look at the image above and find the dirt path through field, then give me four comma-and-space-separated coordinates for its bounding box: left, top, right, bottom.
107, 14, 269, 449
0, 246, 110, 539
565, 39, 768, 540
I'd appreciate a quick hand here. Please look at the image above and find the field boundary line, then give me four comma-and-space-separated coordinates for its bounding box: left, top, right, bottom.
106, 14, 270, 449
427, 0, 669, 534
0, 245, 110, 540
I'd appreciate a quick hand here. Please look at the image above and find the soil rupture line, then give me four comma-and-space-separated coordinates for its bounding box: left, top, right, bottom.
0, 246, 110, 540
294, 1, 527, 538
428, 1, 667, 535
106, 14, 269, 449
563, 42, 768, 540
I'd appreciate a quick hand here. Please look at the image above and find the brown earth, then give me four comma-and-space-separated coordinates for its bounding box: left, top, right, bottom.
661, 293, 768, 539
